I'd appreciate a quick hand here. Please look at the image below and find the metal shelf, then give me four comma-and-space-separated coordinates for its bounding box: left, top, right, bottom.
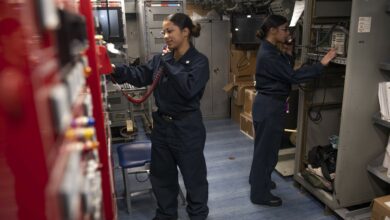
372, 112, 390, 128
294, 172, 339, 209
307, 53, 347, 65
380, 62, 390, 71
370, 113, 390, 184
367, 153, 390, 184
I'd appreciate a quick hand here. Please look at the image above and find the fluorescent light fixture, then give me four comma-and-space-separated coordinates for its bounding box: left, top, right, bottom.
289, 1, 305, 27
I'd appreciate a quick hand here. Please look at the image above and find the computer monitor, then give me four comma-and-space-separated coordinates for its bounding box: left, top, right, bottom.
93, 7, 124, 42
231, 14, 266, 46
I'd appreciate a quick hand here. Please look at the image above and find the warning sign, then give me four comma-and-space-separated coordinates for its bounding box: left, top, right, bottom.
358, 17, 371, 33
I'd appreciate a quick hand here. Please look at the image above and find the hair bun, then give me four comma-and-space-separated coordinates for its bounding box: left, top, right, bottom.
256, 29, 265, 39
191, 22, 201, 38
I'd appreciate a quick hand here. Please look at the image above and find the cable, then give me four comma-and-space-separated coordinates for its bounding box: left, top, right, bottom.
305, 22, 349, 51
308, 79, 327, 124
119, 126, 137, 139
135, 172, 150, 182
110, 67, 164, 104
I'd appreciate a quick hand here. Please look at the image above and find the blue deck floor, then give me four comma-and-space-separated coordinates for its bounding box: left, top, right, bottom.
112, 118, 339, 220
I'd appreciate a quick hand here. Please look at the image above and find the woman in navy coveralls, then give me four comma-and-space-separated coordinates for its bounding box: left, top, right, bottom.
112, 13, 209, 220
249, 15, 337, 207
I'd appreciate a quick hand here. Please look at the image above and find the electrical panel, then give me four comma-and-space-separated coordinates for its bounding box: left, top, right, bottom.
295, 0, 390, 215
136, 0, 185, 62
104, 79, 152, 143
0, 1, 115, 219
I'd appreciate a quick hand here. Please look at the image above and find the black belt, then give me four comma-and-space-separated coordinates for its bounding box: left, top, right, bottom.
258, 92, 287, 101
157, 110, 194, 121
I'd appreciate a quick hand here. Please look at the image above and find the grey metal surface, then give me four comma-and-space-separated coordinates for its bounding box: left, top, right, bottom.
295, 0, 315, 179
124, 0, 136, 14
145, 5, 182, 28
195, 22, 213, 116
306, 109, 341, 148
305, 87, 344, 151
136, 0, 147, 62
136, 0, 185, 63
195, 20, 230, 119
210, 20, 230, 118
295, 173, 340, 210
107, 92, 129, 111
367, 153, 390, 184
380, 62, 390, 71
125, 13, 140, 61
148, 28, 166, 53
314, 1, 352, 18
336, 0, 390, 206
295, 0, 390, 210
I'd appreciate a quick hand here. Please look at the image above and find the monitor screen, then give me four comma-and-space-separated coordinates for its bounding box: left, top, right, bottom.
231, 15, 265, 45
93, 7, 124, 42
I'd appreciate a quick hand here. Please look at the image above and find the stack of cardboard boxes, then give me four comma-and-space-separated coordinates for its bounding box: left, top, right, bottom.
240, 88, 256, 138
224, 46, 258, 139
371, 195, 390, 219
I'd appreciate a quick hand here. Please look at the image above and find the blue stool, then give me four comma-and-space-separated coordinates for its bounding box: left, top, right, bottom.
117, 141, 185, 213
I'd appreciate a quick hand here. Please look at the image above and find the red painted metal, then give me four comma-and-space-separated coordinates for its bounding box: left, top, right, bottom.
97, 45, 114, 75
0, 1, 56, 219
79, 1, 116, 219
0, 1, 115, 219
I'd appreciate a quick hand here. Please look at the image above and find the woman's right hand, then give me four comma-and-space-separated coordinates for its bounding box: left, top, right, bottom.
320, 48, 337, 66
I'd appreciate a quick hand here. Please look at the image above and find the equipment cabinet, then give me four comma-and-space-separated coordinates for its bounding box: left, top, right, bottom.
194, 20, 230, 119
294, 0, 390, 215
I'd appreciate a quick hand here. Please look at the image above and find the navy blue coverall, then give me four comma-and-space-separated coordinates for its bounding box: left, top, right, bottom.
250, 40, 324, 202
112, 46, 210, 220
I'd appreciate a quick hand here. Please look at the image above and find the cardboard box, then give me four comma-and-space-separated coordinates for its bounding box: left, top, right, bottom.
186, 4, 209, 16
230, 49, 257, 76
233, 83, 254, 106
233, 74, 255, 84
243, 88, 256, 116
231, 101, 242, 124
371, 195, 390, 220
223, 81, 254, 106
240, 112, 254, 139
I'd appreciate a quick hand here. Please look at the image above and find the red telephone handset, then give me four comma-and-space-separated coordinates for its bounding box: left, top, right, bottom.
111, 67, 164, 104
110, 45, 169, 104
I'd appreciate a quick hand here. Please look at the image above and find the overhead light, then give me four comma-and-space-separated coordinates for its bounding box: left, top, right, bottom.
290, 1, 305, 27
235, 28, 239, 31
247, 15, 252, 18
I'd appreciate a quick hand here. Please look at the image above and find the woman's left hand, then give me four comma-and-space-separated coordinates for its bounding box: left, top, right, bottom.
162, 45, 171, 55
282, 43, 294, 56
320, 48, 337, 66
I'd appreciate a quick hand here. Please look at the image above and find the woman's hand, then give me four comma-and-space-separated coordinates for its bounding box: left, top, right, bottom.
320, 48, 337, 66
162, 45, 170, 55
282, 43, 294, 56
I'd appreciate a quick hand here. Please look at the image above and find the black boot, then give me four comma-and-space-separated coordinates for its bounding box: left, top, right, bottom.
251, 194, 282, 207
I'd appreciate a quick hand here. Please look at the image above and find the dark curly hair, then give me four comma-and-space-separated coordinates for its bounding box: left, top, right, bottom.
256, 15, 288, 39
165, 13, 201, 38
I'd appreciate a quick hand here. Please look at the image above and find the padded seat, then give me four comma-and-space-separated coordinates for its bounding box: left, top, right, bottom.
117, 141, 185, 213
117, 141, 151, 169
